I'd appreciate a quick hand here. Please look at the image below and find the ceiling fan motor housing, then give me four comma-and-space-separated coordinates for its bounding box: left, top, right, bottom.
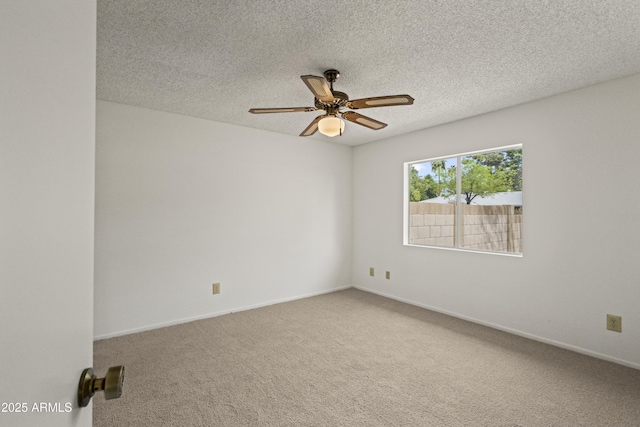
315, 91, 349, 110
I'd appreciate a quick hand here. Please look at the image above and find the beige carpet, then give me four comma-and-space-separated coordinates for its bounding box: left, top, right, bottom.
94, 289, 640, 426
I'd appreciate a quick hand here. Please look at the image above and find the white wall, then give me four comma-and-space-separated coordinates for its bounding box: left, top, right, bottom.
0, 2, 96, 426
94, 101, 352, 338
352, 74, 640, 369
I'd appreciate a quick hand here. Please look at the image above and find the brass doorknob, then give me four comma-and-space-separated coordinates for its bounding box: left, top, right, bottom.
77, 366, 125, 407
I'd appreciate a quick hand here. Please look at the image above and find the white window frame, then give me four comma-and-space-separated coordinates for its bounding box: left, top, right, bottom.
403, 144, 522, 257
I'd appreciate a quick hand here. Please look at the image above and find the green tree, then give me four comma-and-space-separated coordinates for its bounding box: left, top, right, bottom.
409, 166, 437, 201
470, 152, 504, 170
442, 161, 509, 204
502, 148, 522, 191
422, 174, 437, 200
470, 149, 522, 191
409, 166, 422, 201
431, 160, 446, 196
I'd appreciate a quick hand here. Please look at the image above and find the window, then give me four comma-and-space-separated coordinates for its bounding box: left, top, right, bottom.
404, 145, 522, 255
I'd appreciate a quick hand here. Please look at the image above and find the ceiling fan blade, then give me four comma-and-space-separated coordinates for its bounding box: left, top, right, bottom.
347, 95, 414, 110
342, 111, 388, 130
300, 75, 335, 103
300, 115, 323, 137
249, 107, 317, 114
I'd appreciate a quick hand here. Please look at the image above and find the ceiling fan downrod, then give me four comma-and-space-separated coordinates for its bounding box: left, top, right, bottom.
324, 69, 339, 91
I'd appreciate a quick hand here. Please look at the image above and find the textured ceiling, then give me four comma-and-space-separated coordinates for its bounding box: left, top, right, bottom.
97, 0, 640, 146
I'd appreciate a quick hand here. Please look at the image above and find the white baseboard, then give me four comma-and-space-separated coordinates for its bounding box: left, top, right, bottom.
94, 285, 353, 341
354, 285, 640, 371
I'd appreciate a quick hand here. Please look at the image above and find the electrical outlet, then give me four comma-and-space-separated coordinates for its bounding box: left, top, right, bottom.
212, 283, 221, 295
386, 271, 390, 280
369, 267, 374, 277
606, 314, 621, 332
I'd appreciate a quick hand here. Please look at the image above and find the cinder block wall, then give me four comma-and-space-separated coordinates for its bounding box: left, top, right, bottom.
409, 202, 455, 246
409, 202, 522, 253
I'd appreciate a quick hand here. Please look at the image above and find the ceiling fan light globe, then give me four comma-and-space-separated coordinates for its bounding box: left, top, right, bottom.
318, 116, 345, 137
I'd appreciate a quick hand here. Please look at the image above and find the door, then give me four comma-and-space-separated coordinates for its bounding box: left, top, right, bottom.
0, 2, 97, 426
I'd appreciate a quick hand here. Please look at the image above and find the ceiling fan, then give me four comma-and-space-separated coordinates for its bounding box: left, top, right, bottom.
249, 69, 414, 137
